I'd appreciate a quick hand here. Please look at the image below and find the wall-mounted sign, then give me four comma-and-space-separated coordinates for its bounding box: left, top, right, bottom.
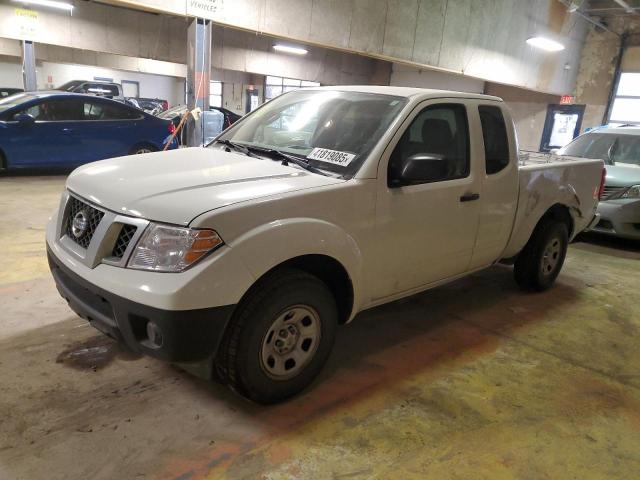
186, 0, 223, 20
15, 8, 38, 40
560, 95, 574, 105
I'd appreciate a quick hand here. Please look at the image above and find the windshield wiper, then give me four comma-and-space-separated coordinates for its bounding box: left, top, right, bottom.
245, 146, 327, 175
214, 139, 261, 158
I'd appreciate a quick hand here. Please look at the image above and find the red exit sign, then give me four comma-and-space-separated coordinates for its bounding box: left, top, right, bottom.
560, 95, 574, 105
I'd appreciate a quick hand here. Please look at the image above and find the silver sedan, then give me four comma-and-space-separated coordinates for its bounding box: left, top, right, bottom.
557, 126, 640, 240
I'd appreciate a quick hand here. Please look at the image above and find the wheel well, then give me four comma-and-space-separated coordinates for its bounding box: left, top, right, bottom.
129, 142, 158, 154
249, 255, 354, 324
539, 203, 574, 237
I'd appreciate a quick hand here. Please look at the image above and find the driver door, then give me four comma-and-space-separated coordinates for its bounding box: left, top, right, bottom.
370, 101, 482, 301
6, 99, 83, 167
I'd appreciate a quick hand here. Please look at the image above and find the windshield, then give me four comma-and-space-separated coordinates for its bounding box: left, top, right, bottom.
214, 89, 407, 178
558, 131, 640, 166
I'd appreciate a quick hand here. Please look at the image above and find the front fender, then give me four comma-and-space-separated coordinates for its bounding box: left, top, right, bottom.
227, 218, 364, 319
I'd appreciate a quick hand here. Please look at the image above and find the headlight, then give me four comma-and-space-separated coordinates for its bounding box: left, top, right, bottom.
128, 223, 223, 272
621, 185, 640, 199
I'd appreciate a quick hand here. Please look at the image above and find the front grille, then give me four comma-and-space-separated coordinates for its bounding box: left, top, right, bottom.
65, 196, 104, 248
602, 186, 624, 200
111, 224, 137, 259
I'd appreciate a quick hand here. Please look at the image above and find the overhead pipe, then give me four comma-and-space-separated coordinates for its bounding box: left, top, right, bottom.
612, 0, 636, 14
557, 0, 621, 36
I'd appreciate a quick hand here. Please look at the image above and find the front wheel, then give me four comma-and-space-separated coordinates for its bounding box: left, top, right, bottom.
514, 218, 569, 291
216, 268, 338, 404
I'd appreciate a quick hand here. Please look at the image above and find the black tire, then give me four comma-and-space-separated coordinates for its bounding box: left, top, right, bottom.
216, 268, 338, 404
514, 218, 568, 291
130, 144, 157, 155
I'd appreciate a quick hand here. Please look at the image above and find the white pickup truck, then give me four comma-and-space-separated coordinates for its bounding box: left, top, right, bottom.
47, 86, 605, 403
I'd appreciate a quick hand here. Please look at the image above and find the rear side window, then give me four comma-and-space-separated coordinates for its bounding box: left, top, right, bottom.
84, 101, 140, 120
12, 99, 84, 121
479, 105, 510, 174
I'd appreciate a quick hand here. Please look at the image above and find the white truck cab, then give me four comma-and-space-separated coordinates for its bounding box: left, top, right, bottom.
47, 87, 605, 403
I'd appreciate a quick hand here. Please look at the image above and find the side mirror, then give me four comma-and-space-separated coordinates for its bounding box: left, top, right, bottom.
15, 113, 35, 126
391, 153, 449, 187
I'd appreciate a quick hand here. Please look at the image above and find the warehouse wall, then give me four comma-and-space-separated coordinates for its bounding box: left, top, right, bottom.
0, 57, 22, 88
485, 83, 559, 152
212, 69, 261, 115
0, 0, 588, 95
390, 64, 485, 93
86, 0, 588, 95
0, 2, 187, 64
574, 17, 640, 132
622, 45, 640, 70
212, 27, 391, 86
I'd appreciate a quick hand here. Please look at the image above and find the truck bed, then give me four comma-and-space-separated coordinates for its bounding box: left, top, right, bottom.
519, 151, 588, 167
501, 151, 604, 258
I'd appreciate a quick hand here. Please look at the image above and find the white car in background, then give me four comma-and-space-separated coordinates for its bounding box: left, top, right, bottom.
557, 126, 640, 240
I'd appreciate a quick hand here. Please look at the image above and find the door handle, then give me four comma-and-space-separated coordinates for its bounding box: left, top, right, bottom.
460, 193, 480, 202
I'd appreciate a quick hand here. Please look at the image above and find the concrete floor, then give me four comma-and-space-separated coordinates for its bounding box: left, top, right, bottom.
1, 174, 639, 480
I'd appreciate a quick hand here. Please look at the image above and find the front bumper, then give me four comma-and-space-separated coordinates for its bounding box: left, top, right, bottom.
593, 199, 640, 240
48, 247, 236, 362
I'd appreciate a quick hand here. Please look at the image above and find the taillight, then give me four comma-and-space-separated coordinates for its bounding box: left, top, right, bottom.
598, 167, 606, 200
168, 122, 176, 135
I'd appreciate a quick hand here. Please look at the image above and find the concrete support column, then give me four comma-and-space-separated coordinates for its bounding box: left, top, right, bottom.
22, 40, 37, 91
185, 18, 212, 147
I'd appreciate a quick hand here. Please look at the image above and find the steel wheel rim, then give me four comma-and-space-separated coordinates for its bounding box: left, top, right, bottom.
541, 236, 562, 276
136, 148, 152, 154
260, 305, 321, 380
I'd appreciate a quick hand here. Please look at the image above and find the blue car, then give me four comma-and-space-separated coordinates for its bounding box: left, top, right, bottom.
0, 92, 177, 170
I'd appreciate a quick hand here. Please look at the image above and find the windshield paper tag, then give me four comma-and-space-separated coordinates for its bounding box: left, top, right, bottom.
307, 148, 356, 167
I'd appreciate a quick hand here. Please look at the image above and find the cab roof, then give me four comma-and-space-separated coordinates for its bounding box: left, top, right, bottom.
593, 125, 640, 135
306, 85, 503, 102
19, 90, 85, 98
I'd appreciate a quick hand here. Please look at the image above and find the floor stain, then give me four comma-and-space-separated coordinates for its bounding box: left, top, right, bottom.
55, 334, 141, 370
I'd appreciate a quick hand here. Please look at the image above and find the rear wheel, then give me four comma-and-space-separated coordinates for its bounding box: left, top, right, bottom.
130, 144, 156, 155
514, 218, 568, 291
216, 268, 337, 404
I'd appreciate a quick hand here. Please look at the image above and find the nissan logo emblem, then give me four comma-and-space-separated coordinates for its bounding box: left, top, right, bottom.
71, 210, 89, 238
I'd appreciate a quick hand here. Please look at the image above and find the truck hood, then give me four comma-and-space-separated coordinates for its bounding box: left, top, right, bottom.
605, 163, 640, 188
67, 147, 345, 225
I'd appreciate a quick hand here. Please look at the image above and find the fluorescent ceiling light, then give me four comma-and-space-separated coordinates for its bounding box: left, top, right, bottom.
273, 44, 308, 55
12, 0, 74, 11
526, 37, 565, 52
